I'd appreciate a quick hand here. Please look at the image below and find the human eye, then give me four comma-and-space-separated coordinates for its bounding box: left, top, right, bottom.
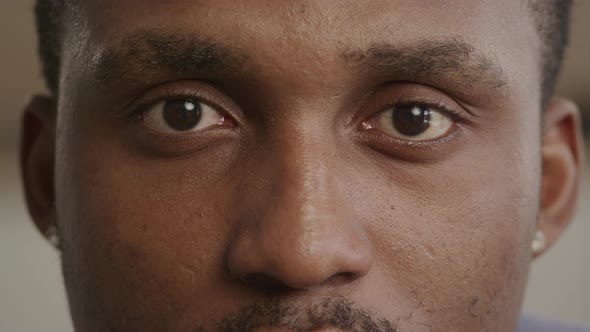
360, 101, 466, 143
141, 98, 231, 134
120, 81, 243, 156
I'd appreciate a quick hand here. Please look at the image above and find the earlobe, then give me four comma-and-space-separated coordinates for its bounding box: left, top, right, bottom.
20, 95, 59, 248
534, 98, 585, 258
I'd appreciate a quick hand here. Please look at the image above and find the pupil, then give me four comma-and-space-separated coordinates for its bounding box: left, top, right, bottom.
392, 106, 431, 136
163, 99, 202, 131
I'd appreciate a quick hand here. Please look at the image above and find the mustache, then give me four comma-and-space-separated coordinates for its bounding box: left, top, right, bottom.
213, 298, 398, 332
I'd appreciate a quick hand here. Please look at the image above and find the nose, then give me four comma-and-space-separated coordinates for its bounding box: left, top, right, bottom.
227, 132, 373, 291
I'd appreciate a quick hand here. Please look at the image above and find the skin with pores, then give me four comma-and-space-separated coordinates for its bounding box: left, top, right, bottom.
21, 1, 584, 331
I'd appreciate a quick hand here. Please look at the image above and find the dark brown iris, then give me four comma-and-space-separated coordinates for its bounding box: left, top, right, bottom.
392, 105, 431, 136
162, 99, 202, 131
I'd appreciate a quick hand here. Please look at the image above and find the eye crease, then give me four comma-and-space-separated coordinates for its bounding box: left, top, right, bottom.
141, 98, 230, 134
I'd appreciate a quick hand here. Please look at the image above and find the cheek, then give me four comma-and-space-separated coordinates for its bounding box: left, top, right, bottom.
55, 127, 241, 328
353, 137, 540, 328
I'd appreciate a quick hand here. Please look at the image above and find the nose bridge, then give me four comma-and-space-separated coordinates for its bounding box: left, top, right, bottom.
268, 125, 335, 259
257, 121, 344, 265
256, 105, 344, 229
277, 122, 332, 226
227, 118, 372, 289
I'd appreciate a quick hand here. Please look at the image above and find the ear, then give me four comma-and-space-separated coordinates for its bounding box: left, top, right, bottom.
20, 95, 59, 248
534, 98, 585, 258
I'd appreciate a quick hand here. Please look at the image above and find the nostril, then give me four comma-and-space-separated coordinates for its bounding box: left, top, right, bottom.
226, 197, 374, 293
239, 271, 362, 295
320, 272, 359, 288
241, 273, 293, 294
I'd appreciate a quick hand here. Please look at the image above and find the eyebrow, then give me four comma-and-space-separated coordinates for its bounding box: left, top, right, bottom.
91, 29, 242, 87
344, 38, 508, 90
91, 31, 506, 92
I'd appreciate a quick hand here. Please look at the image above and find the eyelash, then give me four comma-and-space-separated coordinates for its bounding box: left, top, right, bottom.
380, 98, 470, 125
127, 85, 229, 123
127, 84, 471, 138
132, 98, 191, 123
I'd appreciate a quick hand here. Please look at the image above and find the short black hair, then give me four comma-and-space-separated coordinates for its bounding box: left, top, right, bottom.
35, 0, 64, 96
34, 0, 573, 106
528, 0, 574, 106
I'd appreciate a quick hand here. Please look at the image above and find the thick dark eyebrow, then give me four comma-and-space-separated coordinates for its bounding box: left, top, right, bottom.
344, 38, 508, 90
91, 29, 242, 87
92, 31, 506, 94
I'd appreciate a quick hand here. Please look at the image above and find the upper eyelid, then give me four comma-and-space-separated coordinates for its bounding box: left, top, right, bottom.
351, 82, 476, 126
126, 82, 239, 121
134, 92, 218, 115
127, 82, 473, 129
144, 98, 215, 113
376, 100, 471, 124
373, 79, 484, 117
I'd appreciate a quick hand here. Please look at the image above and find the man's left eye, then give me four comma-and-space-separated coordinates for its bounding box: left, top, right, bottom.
362, 105, 455, 141
141, 99, 226, 134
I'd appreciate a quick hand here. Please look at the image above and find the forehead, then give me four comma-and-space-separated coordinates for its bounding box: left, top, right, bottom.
64, 0, 541, 104
76, 0, 536, 51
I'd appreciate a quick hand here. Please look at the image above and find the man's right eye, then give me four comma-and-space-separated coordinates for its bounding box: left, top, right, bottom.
141, 98, 230, 134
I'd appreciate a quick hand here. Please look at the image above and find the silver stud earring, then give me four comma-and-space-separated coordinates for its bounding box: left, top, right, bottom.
531, 230, 546, 255
44, 225, 60, 249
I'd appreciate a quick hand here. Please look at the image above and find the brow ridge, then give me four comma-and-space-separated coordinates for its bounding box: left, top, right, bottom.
344, 37, 507, 90
91, 31, 506, 94
91, 29, 241, 87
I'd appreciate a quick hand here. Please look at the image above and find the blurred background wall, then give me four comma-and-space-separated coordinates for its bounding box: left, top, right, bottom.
0, 1, 588, 331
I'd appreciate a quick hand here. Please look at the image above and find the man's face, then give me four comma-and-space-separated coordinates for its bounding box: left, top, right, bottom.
47, 0, 548, 331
